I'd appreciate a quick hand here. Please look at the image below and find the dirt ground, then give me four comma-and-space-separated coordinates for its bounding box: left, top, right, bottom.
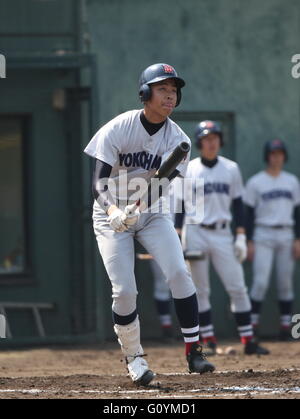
0, 340, 300, 399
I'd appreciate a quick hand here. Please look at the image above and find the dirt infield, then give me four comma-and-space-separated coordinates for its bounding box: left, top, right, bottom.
0, 340, 300, 399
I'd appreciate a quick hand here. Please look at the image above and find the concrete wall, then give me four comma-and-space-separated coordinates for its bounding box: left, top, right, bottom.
87, 0, 299, 174
87, 0, 300, 338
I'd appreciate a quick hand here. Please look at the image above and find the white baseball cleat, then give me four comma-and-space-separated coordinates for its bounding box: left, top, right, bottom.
126, 356, 155, 386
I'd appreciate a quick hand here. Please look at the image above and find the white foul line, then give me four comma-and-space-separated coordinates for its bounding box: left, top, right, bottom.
0, 385, 300, 397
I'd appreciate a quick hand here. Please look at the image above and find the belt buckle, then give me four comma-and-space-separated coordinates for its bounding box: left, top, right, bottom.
215, 222, 226, 230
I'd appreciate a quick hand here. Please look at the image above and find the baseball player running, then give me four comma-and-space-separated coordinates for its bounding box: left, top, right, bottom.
176, 121, 269, 355
244, 139, 300, 340
84, 63, 215, 386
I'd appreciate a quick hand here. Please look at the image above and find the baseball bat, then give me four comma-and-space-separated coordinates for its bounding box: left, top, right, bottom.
153, 141, 190, 180
136, 250, 205, 261
128, 141, 190, 213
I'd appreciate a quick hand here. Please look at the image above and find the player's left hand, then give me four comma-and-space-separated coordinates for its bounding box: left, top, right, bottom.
121, 203, 140, 227
293, 239, 300, 260
234, 233, 247, 263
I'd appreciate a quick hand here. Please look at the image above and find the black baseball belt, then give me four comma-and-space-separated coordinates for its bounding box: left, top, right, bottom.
257, 224, 291, 229
200, 222, 228, 230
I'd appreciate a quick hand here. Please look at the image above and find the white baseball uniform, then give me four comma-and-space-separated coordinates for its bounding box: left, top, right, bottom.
85, 110, 188, 214
84, 109, 196, 317
182, 156, 251, 314
244, 170, 300, 304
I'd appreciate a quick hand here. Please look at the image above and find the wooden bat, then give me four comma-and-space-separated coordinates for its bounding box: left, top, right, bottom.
136, 250, 205, 261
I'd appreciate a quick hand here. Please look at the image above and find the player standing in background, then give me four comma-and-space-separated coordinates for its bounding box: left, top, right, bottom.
84, 64, 215, 386
244, 139, 300, 340
176, 120, 269, 355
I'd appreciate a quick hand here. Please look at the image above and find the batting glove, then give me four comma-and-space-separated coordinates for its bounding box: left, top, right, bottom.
107, 208, 128, 233
234, 233, 247, 263
121, 203, 140, 227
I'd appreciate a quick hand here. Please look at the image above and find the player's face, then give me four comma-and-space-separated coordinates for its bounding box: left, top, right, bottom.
144, 79, 177, 122
200, 133, 221, 159
268, 149, 285, 169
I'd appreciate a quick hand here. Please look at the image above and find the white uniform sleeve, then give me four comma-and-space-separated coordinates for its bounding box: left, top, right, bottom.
84, 123, 120, 167
231, 164, 244, 199
243, 178, 257, 207
293, 177, 300, 206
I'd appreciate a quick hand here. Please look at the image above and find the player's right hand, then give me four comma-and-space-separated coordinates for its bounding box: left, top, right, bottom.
121, 203, 140, 227
107, 208, 128, 233
234, 233, 247, 263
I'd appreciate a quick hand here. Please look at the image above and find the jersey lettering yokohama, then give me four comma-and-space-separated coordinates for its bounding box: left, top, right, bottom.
243, 171, 300, 226
84, 110, 191, 211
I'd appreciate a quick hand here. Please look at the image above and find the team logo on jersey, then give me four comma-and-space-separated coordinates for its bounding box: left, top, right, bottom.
163, 64, 175, 74
261, 189, 293, 201
119, 152, 162, 171
204, 182, 230, 195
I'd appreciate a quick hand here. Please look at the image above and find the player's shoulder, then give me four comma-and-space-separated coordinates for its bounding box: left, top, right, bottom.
188, 157, 201, 168
246, 171, 265, 185
281, 170, 300, 184
217, 155, 240, 170
102, 109, 140, 130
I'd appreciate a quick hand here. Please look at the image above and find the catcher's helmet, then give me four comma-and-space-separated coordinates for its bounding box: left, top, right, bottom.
139, 63, 185, 107
264, 139, 288, 162
195, 120, 223, 148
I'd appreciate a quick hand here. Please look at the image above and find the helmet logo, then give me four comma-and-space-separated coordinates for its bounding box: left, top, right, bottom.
163, 64, 175, 74
200, 120, 214, 128
272, 139, 282, 146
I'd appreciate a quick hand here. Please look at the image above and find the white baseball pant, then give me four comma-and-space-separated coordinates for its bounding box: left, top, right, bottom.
250, 226, 295, 302
94, 212, 196, 316
182, 223, 251, 313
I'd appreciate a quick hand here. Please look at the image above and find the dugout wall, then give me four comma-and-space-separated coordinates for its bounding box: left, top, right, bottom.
0, 0, 102, 345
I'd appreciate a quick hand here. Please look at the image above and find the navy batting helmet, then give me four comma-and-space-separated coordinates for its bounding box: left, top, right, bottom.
139, 63, 185, 107
194, 120, 223, 149
264, 139, 288, 162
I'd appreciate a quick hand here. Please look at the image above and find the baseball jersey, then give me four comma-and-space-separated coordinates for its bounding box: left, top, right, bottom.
243, 170, 300, 227
84, 109, 191, 213
184, 156, 244, 225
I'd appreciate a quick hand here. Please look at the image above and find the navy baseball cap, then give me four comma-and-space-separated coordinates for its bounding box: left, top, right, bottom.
264, 139, 288, 161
